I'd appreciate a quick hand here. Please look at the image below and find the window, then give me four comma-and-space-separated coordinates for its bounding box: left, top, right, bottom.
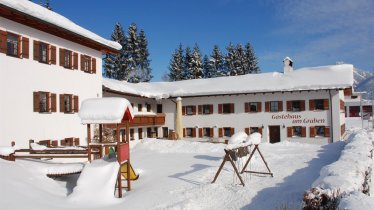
186, 128, 193, 137
186, 106, 194, 115
64, 49, 71, 68
157, 104, 163, 113
314, 100, 324, 110
33, 91, 56, 113
250, 127, 259, 134
64, 95, 72, 113
130, 129, 134, 140
292, 101, 301, 112
138, 128, 143, 139
203, 128, 211, 137
293, 126, 302, 137
249, 102, 258, 112
316, 126, 325, 137
39, 42, 48, 63
223, 127, 232, 137
60, 94, 79, 113
138, 104, 142, 112
146, 104, 151, 112
81, 55, 91, 72
7, 33, 19, 57
219, 103, 234, 114
270, 101, 279, 112
203, 105, 212, 114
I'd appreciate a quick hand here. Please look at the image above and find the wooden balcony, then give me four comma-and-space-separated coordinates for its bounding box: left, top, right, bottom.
130, 114, 166, 127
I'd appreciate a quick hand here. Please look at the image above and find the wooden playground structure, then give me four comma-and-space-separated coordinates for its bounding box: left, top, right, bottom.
212, 142, 273, 186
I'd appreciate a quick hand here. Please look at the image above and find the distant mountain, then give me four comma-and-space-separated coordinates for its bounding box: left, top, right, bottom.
353, 68, 374, 99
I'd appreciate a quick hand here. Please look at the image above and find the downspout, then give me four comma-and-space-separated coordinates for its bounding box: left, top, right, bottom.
329, 90, 334, 143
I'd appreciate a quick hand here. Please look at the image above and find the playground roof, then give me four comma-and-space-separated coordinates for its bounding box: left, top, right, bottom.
78, 97, 134, 124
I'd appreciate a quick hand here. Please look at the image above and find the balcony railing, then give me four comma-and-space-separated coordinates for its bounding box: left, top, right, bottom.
130, 114, 165, 127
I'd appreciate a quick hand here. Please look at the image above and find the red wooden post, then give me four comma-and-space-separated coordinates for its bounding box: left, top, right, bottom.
126, 120, 131, 191
116, 123, 122, 198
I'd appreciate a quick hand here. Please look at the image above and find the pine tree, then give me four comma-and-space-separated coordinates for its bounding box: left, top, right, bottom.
208, 45, 224, 78
168, 44, 184, 81
190, 44, 203, 79
234, 44, 246, 75
244, 42, 260, 74
138, 29, 152, 82
202, 55, 210, 78
103, 23, 128, 80
183, 46, 193, 80
225, 43, 236, 76
126, 23, 140, 83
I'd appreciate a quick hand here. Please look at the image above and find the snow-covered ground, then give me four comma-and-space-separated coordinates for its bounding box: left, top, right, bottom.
1, 118, 373, 209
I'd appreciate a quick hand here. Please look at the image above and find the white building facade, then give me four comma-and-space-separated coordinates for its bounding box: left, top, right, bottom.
103, 63, 354, 145
0, 0, 121, 147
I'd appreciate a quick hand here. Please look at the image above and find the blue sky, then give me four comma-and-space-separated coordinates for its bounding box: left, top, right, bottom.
50, 0, 374, 81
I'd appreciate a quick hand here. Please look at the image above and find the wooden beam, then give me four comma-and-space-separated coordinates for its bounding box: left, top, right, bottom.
87, 124, 91, 162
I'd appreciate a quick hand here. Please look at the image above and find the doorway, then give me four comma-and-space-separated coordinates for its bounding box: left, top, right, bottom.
269, 126, 281, 143
162, 127, 169, 138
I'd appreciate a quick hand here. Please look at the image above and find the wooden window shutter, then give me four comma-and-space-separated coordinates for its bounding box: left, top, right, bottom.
33, 92, 40, 112
51, 93, 57, 112
33, 40, 40, 61
265, 102, 270, 112
309, 100, 315, 111
80, 54, 84, 70
59, 94, 65, 112
59, 48, 64, 66
0, 30, 6, 53
209, 104, 213, 114
287, 127, 293, 137
73, 52, 78, 69
245, 128, 250, 135
230, 127, 235, 136
218, 128, 223, 137
21, 37, 29, 59
230, 103, 235, 113
92, 58, 96, 74
69, 51, 73, 69
192, 106, 196, 115
199, 128, 202, 137
183, 128, 186, 137
244, 102, 249, 113
278, 101, 283, 112
287, 101, 292, 111
17, 35, 21, 57
46, 92, 51, 112
300, 100, 305, 111
182, 106, 186, 115
218, 104, 223, 114
258, 128, 263, 135
198, 105, 202, 114
324, 127, 330, 137
50, 45, 56, 65
257, 102, 262, 112
210, 128, 214, 137
73, 95, 79, 112
310, 127, 316, 137
323, 99, 329, 110
301, 127, 306, 137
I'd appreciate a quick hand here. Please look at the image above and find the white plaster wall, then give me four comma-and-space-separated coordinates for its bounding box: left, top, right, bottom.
0, 17, 102, 147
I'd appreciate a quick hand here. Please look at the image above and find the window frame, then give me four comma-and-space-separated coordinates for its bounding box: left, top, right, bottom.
292, 126, 302, 137
222, 103, 232, 114
270, 101, 279, 112
6, 33, 19, 57
249, 102, 258, 112
39, 42, 48, 63
202, 105, 212, 114
203, 127, 211, 137
314, 99, 324, 110
186, 106, 194, 115
186, 128, 193, 137
291, 101, 301, 112
39, 92, 49, 113
63, 49, 72, 68
64, 94, 73, 113
250, 127, 259, 134
146, 103, 151, 112
315, 126, 325, 137
223, 127, 232, 137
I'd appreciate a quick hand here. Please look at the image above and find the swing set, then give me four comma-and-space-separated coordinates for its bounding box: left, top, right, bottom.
212, 142, 273, 186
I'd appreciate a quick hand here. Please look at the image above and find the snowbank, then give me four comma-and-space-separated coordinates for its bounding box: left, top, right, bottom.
103, 64, 353, 99
304, 129, 374, 208
339, 192, 374, 210
0, 0, 121, 50
68, 158, 120, 206
79, 97, 134, 124
139, 139, 225, 153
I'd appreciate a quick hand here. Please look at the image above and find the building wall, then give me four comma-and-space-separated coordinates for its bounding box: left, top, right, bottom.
0, 17, 102, 147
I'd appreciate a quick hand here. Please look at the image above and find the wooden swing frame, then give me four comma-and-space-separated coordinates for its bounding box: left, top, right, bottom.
211, 144, 273, 186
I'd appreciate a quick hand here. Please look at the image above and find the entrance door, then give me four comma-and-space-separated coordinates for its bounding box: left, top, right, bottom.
269, 126, 281, 143
163, 127, 169, 138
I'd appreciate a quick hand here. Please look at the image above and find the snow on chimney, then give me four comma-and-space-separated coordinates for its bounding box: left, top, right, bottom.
283, 57, 293, 74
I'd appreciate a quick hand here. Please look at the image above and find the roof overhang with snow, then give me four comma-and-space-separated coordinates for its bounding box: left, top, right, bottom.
0, 0, 121, 53
103, 64, 354, 99
78, 98, 134, 124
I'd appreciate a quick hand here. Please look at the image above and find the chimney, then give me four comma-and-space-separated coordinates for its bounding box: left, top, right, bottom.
283, 57, 293, 74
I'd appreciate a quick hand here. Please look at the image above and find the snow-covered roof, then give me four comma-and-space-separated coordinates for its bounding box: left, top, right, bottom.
103, 64, 354, 99
0, 0, 121, 51
78, 98, 134, 124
